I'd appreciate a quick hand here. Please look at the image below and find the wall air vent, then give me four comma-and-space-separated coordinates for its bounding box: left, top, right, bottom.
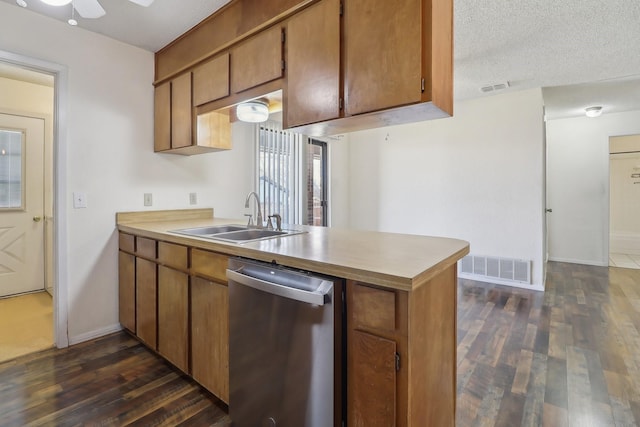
480, 82, 510, 93
459, 254, 531, 286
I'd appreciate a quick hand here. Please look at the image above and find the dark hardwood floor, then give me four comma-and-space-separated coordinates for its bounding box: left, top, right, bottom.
457, 262, 640, 427
0, 332, 230, 426
0, 261, 638, 426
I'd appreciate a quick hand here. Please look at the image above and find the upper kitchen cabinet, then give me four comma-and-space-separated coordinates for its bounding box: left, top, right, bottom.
154, 69, 232, 155
344, 0, 422, 115
230, 25, 284, 94
284, 0, 340, 129
193, 53, 230, 107
288, 0, 453, 136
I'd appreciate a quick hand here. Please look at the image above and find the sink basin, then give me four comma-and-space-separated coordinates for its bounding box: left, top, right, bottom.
171, 225, 247, 236
208, 229, 287, 242
170, 225, 305, 243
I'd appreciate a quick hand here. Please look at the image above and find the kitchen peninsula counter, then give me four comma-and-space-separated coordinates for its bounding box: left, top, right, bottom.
117, 208, 468, 427
116, 208, 469, 292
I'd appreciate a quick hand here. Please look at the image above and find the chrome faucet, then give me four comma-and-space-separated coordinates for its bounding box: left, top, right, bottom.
244, 191, 263, 229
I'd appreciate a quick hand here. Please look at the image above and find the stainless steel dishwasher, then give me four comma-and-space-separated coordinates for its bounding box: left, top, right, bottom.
227, 257, 337, 427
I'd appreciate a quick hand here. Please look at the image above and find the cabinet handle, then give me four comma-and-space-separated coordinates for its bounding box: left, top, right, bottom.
33, 216, 42, 222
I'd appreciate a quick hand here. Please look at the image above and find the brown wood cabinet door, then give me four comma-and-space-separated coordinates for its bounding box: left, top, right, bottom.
344, 0, 422, 115
191, 277, 229, 403
231, 25, 284, 94
171, 72, 193, 149
284, 0, 340, 128
118, 251, 135, 332
154, 81, 171, 152
158, 265, 189, 373
193, 53, 230, 107
136, 258, 157, 349
349, 330, 397, 427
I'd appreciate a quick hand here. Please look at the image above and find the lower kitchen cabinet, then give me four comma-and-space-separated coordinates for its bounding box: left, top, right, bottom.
136, 258, 157, 350
191, 276, 229, 403
118, 251, 135, 333
158, 265, 189, 373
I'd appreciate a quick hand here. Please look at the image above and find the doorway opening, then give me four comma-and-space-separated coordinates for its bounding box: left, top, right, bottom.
0, 59, 59, 361
609, 134, 640, 269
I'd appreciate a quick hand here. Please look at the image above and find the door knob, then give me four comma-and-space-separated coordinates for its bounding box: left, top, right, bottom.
545, 209, 553, 213
33, 216, 42, 222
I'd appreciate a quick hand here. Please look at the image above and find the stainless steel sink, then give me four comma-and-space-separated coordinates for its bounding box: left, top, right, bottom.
172, 225, 247, 236
170, 225, 305, 243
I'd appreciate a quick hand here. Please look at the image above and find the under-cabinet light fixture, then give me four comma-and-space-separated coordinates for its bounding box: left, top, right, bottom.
236, 100, 269, 123
585, 106, 603, 118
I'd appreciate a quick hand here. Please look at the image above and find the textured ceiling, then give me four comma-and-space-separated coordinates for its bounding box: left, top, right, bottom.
1, 0, 640, 119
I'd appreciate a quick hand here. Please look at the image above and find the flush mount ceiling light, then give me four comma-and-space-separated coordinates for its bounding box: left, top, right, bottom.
585, 106, 603, 118
16, 0, 27, 7
40, 0, 71, 5
236, 100, 269, 123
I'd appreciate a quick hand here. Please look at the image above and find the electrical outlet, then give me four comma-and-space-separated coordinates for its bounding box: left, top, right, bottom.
73, 192, 87, 209
144, 193, 153, 207
189, 192, 197, 205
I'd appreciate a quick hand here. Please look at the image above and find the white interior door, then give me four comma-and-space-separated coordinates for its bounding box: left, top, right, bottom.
0, 113, 45, 297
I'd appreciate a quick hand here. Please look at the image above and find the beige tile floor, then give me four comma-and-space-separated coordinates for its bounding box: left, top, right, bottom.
609, 252, 640, 269
0, 291, 53, 363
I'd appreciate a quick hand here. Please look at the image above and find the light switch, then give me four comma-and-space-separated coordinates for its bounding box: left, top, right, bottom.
144, 193, 153, 207
73, 192, 87, 209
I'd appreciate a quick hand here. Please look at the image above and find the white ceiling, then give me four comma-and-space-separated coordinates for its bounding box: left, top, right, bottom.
1, 0, 640, 120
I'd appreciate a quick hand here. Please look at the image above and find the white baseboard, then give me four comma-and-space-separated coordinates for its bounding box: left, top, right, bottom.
68, 323, 123, 346
610, 232, 640, 255
547, 257, 608, 267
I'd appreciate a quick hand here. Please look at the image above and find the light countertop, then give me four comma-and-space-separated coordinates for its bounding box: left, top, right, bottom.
117, 209, 470, 291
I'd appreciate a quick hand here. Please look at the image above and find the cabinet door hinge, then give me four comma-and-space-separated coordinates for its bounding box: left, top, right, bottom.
281, 29, 286, 43
421, 78, 425, 93
339, 98, 344, 110
395, 353, 401, 371
282, 59, 286, 71
340, 1, 344, 16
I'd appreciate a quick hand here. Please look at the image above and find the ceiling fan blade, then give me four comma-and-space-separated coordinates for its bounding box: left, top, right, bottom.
127, 0, 154, 6
73, 0, 106, 19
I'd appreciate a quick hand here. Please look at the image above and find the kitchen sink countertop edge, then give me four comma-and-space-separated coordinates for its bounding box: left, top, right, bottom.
116, 209, 470, 292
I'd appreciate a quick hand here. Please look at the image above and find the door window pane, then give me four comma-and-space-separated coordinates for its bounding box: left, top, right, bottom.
0, 129, 24, 209
308, 140, 327, 226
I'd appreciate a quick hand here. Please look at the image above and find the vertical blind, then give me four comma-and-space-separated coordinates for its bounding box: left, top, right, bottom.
256, 121, 305, 225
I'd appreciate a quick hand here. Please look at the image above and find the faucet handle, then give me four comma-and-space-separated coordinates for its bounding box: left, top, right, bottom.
266, 216, 274, 230
269, 214, 282, 231
244, 213, 253, 227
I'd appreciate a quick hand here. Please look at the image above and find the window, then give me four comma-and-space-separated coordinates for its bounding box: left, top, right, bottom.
0, 129, 24, 209
256, 123, 329, 226
257, 121, 305, 225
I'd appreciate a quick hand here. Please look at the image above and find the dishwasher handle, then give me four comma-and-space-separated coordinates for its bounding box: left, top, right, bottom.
227, 268, 332, 306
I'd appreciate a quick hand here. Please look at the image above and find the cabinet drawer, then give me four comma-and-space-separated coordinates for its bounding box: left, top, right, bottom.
119, 233, 134, 253
136, 237, 157, 259
351, 283, 396, 332
191, 249, 228, 283
158, 241, 188, 270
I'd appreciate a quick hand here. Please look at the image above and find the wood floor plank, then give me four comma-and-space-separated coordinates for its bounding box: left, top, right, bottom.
458, 262, 640, 427
0, 333, 230, 426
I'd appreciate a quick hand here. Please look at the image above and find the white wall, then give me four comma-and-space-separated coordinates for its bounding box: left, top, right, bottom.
337, 89, 546, 289
546, 111, 640, 265
0, 3, 254, 344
